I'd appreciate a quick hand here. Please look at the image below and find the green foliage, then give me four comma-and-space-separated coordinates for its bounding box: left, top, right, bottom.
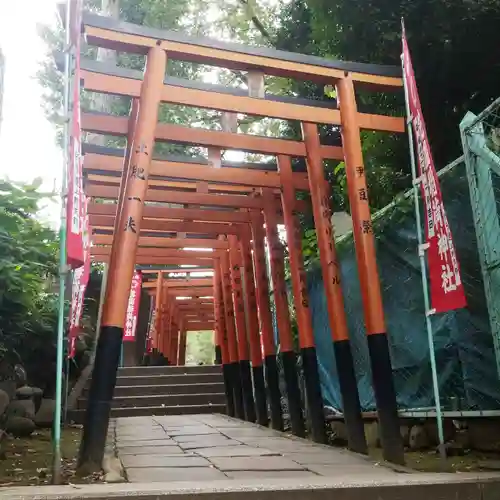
36, 0, 500, 275
270, 0, 500, 265
186, 331, 214, 365
0, 179, 59, 387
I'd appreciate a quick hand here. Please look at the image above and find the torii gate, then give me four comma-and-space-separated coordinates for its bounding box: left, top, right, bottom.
76, 10, 406, 469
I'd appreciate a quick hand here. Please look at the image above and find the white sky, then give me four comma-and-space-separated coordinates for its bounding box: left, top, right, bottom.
0, 0, 61, 224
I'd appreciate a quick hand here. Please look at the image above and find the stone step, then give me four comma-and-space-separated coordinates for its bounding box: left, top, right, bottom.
85, 382, 226, 398
77, 392, 227, 409
117, 365, 222, 376
68, 404, 227, 423
114, 373, 223, 387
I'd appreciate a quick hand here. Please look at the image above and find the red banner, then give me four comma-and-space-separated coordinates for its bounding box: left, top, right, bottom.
66, 0, 86, 268
402, 30, 466, 313
68, 198, 91, 358
124, 271, 142, 342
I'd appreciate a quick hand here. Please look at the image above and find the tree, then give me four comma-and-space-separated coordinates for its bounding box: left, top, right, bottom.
186, 331, 215, 365
0, 179, 60, 390
273, 0, 500, 210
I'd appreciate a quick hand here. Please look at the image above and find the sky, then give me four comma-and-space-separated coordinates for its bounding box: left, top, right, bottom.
0, 0, 61, 224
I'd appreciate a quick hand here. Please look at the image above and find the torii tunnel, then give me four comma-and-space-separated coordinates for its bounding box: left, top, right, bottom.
77, 11, 407, 470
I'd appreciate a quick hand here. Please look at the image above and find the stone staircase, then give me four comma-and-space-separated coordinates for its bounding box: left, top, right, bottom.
70, 365, 226, 423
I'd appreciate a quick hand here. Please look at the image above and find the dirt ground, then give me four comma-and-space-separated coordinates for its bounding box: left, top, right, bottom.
1, 426, 500, 486
0, 427, 101, 486
369, 447, 500, 473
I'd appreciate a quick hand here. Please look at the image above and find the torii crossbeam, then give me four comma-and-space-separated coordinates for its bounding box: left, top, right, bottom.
76, 8, 406, 469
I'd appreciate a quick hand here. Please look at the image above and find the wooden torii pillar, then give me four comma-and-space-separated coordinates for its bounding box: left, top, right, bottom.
78, 12, 407, 465
228, 234, 256, 423
262, 189, 305, 437
219, 247, 245, 420
277, 156, 326, 443
250, 212, 283, 431
239, 227, 268, 426
79, 46, 167, 468
214, 261, 235, 417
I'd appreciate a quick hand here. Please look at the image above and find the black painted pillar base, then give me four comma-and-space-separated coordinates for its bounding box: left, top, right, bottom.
230, 361, 245, 420
252, 365, 268, 427
239, 360, 256, 422
280, 350, 305, 438
78, 325, 123, 470
215, 345, 222, 365
264, 354, 283, 431
222, 363, 235, 417
367, 333, 405, 465
333, 340, 368, 454
301, 347, 326, 443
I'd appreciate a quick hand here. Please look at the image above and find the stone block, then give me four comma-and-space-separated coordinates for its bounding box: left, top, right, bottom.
117, 439, 177, 447
5, 416, 35, 437
15, 385, 34, 400
208, 456, 305, 471
121, 454, 210, 468
180, 438, 242, 450
282, 451, 367, 466
118, 445, 184, 455
0, 389, 10, 417
167, 426, 219, 436
306, 464, 397, 477
424, 419, 455, 445
34, 398, 55, 428
225, 470, 318, 479
196, 445, 279, 457
125, 466, 227, 482
174, 434, 233, 443
220, 427, 272, 438
6, 399, 35, 420
408, 424, 430, 450
364, 421, 380, 448
469, 420, 500, 452
329, 421, 348, 444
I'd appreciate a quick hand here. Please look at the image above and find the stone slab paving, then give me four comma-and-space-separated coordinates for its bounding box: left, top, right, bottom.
111, 413, 406, 483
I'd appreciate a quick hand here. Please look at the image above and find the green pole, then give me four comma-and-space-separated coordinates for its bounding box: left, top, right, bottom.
401, 23, 446, 462
52, 0, 72, 485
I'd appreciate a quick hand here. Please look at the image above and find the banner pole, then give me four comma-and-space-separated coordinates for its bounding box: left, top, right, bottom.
52, 0, 72, 485
401, 26, 446, 461
91, 264, 108, 365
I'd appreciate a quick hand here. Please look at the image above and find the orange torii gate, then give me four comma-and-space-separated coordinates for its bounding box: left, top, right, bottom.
77, 10, 406, 469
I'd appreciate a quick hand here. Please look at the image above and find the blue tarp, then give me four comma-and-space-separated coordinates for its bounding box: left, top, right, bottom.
306, 166, 500, 411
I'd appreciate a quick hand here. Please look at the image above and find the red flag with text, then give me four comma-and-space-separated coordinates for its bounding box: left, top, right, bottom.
68, 197, 91, 358
402, 30, 466, 313
66, 0, 86, 268
124, 271, 142, 342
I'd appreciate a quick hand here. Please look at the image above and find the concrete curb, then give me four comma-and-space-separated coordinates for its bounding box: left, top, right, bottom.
2, 473, 499, 499
102, 420, 126, 483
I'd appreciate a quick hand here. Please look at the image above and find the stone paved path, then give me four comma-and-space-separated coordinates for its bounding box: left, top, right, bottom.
110, 413, 400, 482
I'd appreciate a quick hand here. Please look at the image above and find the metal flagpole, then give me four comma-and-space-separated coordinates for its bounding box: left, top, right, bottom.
401, 19, 446, 461
52, 0, 72, 484
91, 264, 108, 365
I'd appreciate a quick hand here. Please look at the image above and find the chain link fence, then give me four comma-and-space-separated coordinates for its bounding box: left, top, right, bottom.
266, 102, 500, 419
305, 147, 500, 414
461, 100, 500, 380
